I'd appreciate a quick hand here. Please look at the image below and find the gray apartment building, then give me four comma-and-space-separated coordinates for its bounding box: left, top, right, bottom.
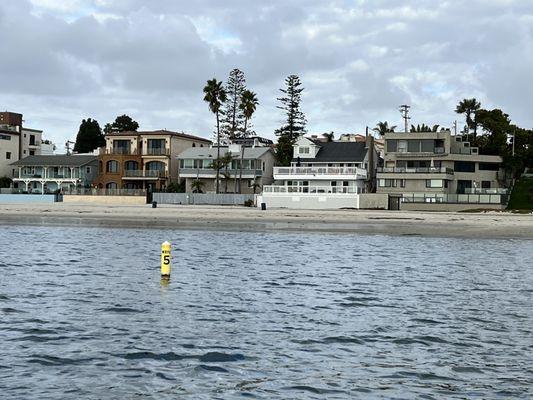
376, 130, 507, 208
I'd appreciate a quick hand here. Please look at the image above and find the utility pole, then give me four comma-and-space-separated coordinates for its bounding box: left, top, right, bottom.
399, 104, 410, 133
452, 120, 457, 135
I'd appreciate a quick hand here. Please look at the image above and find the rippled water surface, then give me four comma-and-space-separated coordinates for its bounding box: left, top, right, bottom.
1, 225, 532, 399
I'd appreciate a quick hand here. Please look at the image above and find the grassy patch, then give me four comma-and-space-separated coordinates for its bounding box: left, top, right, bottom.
507, 177, 533, 211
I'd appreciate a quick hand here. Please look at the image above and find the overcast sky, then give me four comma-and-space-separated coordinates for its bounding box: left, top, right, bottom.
1, 0, 532, 150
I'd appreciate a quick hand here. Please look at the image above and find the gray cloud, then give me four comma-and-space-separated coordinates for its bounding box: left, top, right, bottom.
1, 0, 532, 151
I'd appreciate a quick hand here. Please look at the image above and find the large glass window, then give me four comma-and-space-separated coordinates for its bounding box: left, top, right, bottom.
408, 140, 420, 152
454, 161, 475, 172
386, 139, 397, 152
146, 161, 165, 171
378, 179, 396, 187
124, 160, 138, 170
426, 179, 443, 188
106, 160, 119, 173
397, 140, 407, 153
478, 163, 500, 171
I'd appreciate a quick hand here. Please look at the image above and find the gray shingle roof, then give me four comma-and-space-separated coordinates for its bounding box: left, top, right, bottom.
292, 142, 367, 163
178, 147, 272, 159
11, 155, 97, 167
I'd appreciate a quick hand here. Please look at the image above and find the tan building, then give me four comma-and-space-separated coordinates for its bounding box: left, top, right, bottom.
93, 130, 211, 191
376, 130, 507, 207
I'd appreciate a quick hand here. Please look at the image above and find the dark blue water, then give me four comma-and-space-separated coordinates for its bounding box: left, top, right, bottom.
0, 225, 532, 399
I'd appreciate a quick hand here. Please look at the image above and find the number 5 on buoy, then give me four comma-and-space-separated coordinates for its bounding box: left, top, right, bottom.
161, 241, 171, 280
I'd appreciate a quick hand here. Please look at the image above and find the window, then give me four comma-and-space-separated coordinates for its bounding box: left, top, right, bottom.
397, 140, 407, 153
0, 134, 11, 140
192, 143, 196, 147
408, 140, 420, 152
86, 166, 91, 174
343, 181, 349, 187
146, 161, 165, 171
478, 163, 500, 171
29, 150, 35, 156
298, 147, 310, 154
454, 161, 475, 172
482, 181, 491, 189
106, 182, 117, 189
6, 152, 11, 160
426, 179, 443, 188
378, 179, 396, 187
399, 179, 405, 188
106, 160, 119, 173
386, 139, 397, 152
124, 160, 138, 170
29, 135, 35, 146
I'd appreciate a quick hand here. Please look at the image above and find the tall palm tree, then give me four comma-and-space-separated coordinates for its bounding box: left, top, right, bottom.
455, 98, 481, 138
373, 121, 396, 137
203, 78, 227, 193
238, 90, 259, 193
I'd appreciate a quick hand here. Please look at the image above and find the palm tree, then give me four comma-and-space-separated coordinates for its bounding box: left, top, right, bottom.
191, 179, 204, 193
221, 152, 235, 193
238, 90, 259, 193
455, 98, 481, 138
373, 121, 396, 137
322, 131, 334, 142
203, 78, 227, 194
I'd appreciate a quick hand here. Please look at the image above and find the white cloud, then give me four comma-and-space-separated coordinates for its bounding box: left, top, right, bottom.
0, 0, 532, 147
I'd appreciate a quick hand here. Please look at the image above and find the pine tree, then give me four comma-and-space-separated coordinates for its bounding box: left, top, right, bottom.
73, 118, 105, 153
275, 75, 307, 165
221, 69, 247, 140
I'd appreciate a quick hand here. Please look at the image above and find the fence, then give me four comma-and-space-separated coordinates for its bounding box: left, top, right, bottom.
401, 193, 507, 204
153, 192, 255, 206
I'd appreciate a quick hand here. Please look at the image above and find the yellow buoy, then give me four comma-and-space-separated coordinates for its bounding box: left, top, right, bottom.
161, 241, 171, 280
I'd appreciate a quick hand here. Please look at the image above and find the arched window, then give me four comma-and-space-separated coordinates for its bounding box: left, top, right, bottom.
124, 160, 138, 171
192, 143, 196, 147
146, 161, 165, 171
106, 182, 117, 189
106, 160, 119, 173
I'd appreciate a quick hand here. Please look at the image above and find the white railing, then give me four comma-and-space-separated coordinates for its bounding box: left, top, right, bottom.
263, 185, 362, 194
274, 166, 367, 179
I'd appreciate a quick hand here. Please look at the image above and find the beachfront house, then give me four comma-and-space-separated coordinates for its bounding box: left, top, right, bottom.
93, 130, 211, 192
177, 143, 275, 194
376, 130, 508, 210
258, 135, 378, 209
11, 154, 98, 193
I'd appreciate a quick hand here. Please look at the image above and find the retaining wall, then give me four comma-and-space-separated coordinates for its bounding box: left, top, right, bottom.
63, 195, 146, 205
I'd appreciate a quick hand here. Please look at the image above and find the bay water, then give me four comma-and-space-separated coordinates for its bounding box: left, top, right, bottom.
0, 225, 532, 399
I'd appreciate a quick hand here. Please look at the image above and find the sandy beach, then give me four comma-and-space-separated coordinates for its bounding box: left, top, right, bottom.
0, 202, 531, 238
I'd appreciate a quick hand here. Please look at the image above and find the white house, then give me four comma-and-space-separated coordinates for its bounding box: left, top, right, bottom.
258, 135, 378, 209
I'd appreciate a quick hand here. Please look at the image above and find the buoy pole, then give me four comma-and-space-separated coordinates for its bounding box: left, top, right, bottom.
161, 241, 171, 280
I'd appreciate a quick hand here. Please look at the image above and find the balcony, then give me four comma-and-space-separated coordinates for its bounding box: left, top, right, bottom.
143, 148, 170, 156
274, 166, 367, 180
378, 167, 454, 174
123, 170, 167, 179
263, 185, 362, 194
102, 148, 139, 155
179, 168, 263, 178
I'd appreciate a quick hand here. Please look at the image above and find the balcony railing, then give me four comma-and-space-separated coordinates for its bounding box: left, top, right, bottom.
102, 148, 139, 155
143, 148, 169, 156
377, 167, 454, 174
274, 167, 367, 179
464, 188, 508, 195
123, 170, 166, 178
179, 168, 263, 177
263, 185, 362, 194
